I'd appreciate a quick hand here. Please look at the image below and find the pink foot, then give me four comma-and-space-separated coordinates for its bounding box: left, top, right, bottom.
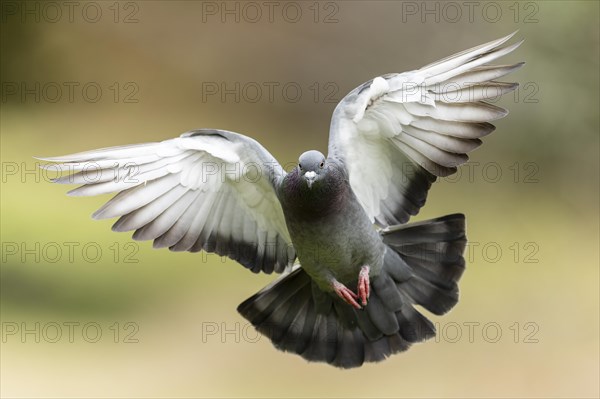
332, 280, 361, 310
358, 265, 370, 306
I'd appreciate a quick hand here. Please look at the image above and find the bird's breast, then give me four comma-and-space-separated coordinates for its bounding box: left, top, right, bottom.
278, 167, 385, 287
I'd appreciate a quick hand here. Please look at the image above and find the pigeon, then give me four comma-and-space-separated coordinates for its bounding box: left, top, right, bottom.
40, 32, 523, 368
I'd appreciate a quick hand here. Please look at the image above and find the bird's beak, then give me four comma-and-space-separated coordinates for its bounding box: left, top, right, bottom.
304, 171, 316, 189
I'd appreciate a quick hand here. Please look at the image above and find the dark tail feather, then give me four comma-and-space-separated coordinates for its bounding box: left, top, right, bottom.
382, 213, 467, 315
237, 213, 466, 368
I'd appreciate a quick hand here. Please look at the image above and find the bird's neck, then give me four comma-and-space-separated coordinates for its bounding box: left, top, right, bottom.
280, 165, 348, 220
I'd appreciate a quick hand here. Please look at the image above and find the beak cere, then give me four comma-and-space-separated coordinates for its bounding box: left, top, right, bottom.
304, 171, 317, 189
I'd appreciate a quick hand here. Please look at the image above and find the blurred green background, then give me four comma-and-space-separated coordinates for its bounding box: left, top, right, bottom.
1, 1, 598, 398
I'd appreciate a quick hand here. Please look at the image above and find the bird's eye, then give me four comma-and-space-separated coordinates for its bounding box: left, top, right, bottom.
319, 162, 324, 168
298, 163, 302, 169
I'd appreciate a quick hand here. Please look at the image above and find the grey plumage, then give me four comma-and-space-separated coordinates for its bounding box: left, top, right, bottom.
41, 33, 523, 368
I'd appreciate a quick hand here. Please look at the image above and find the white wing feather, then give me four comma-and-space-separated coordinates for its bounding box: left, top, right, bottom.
328, 32, 524, 226
40, 129, 295, 274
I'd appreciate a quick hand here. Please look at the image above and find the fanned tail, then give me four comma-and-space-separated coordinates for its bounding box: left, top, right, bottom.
238, 214, 466, 368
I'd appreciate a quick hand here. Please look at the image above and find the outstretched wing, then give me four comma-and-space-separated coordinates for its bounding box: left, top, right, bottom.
328, 32, 524, 226
40, 129, 295, 274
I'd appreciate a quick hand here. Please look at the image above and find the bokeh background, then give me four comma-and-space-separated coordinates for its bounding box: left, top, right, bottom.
1, 1, 598, 398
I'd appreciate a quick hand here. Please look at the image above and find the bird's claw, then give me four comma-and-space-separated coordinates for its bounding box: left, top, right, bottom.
358, 265, 370, 306
332, 281, 362, 310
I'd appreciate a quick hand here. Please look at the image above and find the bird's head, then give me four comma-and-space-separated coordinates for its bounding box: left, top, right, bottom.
298, 150, 326, 189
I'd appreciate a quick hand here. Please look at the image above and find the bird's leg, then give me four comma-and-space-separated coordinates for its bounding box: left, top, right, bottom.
357, 265, 370, 306
331, 279, 362, 310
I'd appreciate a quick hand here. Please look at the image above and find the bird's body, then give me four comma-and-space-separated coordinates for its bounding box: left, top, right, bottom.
41, 32, 524, 368
278, 158, 385, 292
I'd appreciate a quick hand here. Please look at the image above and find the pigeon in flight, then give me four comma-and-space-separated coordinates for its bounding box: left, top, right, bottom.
41, 32, 523, 368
